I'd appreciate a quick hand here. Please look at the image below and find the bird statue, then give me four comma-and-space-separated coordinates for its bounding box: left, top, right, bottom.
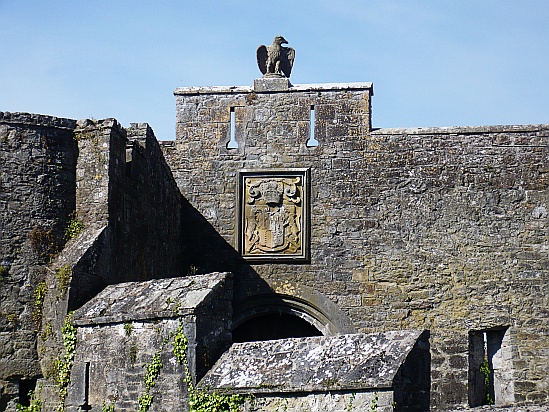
257, 36, 295, 78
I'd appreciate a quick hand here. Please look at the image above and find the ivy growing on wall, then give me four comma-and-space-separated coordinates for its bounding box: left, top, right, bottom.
55, 311, 77, 411
32, 281, 47, 323
346, 392, 356, 411
173, 321, 250, 412
369, 392, 378, 411
480, 358, 494, 405
41, 322, 53, 341
136, 319, 251, 412
138, 350, 163, 411
55, 265, 72, 295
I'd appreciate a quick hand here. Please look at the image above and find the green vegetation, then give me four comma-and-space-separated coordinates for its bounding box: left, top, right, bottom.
102, 390, 118, 412
124, 322, 133, 337
129, 343, 138, 364
138, 351, 163, 411
480, 358, 494, 405
5, 312, 18, 326
33, 281, 48, 322
188, 390, 249, 412
41, 322, 54, 341
64, 217, 84, 241
15, 389, 42, 412
55, 265, 72, 294
55, 312, 77, 411
137, 319, 250, 412
174, 321, 250, 412
0, 265, 8, 277
102, 402, 115, 412
321, 378, 338, 387
346, 392, 356, 411
370, 392, 378, 411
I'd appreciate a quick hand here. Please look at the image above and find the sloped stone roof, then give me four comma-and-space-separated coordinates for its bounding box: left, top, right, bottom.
199, 329, 423, 393
72, 272, 230, 326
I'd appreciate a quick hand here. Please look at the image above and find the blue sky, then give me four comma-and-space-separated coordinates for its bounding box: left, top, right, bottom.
1, 1, 548, 140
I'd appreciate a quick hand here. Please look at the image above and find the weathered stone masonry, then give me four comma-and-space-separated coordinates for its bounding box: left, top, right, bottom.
0, 78, 547, 411
0, 113, 77, 408
163, 82, 548, 409
0, 114, 187, 410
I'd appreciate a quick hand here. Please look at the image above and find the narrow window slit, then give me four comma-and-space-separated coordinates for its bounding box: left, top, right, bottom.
306, 105, 318, 147
227, 107, 238, 149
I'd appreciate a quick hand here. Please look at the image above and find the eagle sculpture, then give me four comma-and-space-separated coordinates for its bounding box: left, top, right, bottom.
257, 36, 295, 78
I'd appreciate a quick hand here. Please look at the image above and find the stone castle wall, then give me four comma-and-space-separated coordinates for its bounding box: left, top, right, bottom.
0, 113, 187, 410
164, 84, 548, 409
0, 113, 78, 409
0, 79, 547, 410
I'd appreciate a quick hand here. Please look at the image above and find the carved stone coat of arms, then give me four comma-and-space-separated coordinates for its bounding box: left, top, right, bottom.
238, 170, 309, 261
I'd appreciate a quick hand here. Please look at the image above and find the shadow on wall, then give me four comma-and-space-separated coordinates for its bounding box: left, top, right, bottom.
180, 197, 357, 342
393, 330, 431, 411
65, 124, 352, 366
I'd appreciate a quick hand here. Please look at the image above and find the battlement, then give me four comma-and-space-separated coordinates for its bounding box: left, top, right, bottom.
173, 82, 373, 165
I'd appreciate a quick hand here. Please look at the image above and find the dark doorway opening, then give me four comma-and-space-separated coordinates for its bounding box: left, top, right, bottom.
232, 313, 322, 343
18, 378, 37, 407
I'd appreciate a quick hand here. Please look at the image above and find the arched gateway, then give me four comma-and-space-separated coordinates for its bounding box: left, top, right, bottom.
232, 291, 356, 342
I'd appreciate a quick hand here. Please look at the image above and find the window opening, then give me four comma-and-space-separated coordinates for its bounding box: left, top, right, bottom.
468, 328, 514, 407
306, 105, 318, 147
18, 378, 37, 407
227, 107, 238, 149
125, 146, 133, 177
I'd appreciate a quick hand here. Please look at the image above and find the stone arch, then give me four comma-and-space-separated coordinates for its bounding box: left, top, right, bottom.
232, 285, 356, 341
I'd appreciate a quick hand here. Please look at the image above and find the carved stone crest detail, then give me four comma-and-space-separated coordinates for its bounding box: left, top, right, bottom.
238, 170, 309, 261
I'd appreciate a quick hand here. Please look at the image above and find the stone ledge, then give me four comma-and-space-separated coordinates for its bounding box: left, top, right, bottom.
0, 111, 76, 130
372, 124, 549, 135
174, 82, 374, 96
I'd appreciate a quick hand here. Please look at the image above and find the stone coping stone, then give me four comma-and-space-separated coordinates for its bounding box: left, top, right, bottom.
199, 329, 424, 394
72, 272, 231, 326
173, 82, 374, 96
372, 124, 549, 135
0, 111, 76, 130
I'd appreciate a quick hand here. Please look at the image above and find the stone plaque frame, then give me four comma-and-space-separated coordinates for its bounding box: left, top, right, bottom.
237, 168, 310, 262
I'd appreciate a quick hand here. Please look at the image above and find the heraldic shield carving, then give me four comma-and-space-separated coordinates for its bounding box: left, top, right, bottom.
238, 169, 310, 261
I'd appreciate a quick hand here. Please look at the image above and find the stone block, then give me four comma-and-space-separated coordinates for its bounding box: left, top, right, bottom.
253, 77, 290, 92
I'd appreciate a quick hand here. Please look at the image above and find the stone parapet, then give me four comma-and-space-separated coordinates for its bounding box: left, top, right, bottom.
174, 81, 373, 95
0, 111, 76, 129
